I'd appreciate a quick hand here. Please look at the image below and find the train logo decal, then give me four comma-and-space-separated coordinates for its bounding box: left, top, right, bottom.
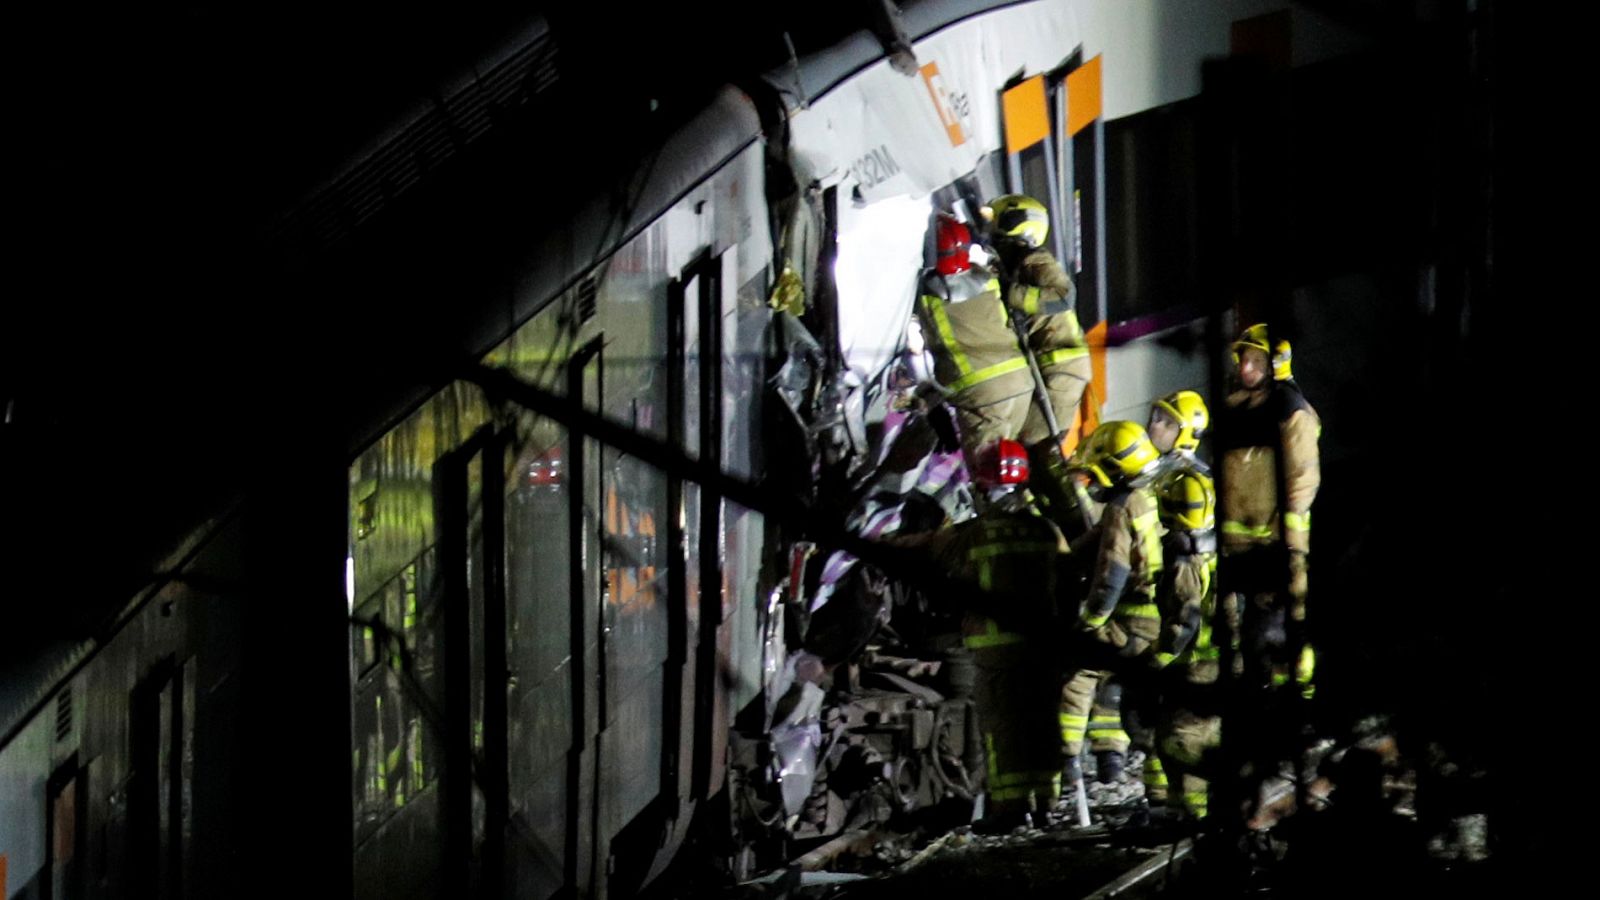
919, 61, 969, 148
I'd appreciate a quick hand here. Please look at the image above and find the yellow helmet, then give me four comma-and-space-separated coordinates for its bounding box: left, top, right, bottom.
1158, 470, 1216, 531
983, 194, 1050, 249
1151, 390, 1209, 453
1071, 421, 1161, 488
1232, 324, 1293, 381
1232, 322, 1271, 360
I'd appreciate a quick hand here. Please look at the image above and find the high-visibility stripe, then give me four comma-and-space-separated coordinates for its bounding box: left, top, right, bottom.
1297, 645, 1317, 682
1284, 511, 1311, 532
968, 540, 1060, 561
991, 770, 1063, 790
410, 727, 425, 788
990, 774, 1062, 802
1133, 509, 1163, 578
921, 295, 973, 377
985, 736, 1059, 800
1114, 602, 1162, 620
1038, 345, 1090, 366
965, 629, 1026, 649
922, 292, 1033, 393
948, 356, 1030, 393
1021, 286, 1041, 316
1223, 521, 1274, 538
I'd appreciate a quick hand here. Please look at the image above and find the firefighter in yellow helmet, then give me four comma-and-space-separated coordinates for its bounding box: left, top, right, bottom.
1150, 469, 1233, 820
1057, 421, 1164, 798
901, 438, 1070, 829
1107, 389, 1214, 806
1148, 389, 1212, 477
1214, 323, 1320, 692
915, 215, 1036, 472
982, 195, 1092, 448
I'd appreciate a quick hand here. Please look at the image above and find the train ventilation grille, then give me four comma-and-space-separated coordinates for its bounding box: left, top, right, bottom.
266, 26, 561, 255
55, 688, 72, 743
577, 276, 599, 324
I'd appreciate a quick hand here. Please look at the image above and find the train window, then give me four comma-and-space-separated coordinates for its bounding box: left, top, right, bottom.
1001, 75, 1064, 260
680, 273, 702, 462
1102, 98, 1203, 326
724, 269, 770, 481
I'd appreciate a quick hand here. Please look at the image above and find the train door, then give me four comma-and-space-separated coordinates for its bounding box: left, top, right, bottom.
39, 757, 83, 900
432, 420, 518, 898
503, 398, 576, 900
350, 406, 506, 899
126, 657, 194, 900
1002, 53, 1106, 328
685, 252, 727, 807
486, 252, 729, 898
498, 332, 610, 900
1000, 53, 1107, 449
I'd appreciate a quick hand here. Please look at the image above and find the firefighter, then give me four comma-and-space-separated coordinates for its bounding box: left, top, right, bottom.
1139, 385, 1209, 797
1213, 323, 1321, 692
915, 215, 1035, 472
1057, 421, 1164, 798
900, 438, 1071, 828
982, 194, 1092, 448
1151, 469, 1231, 820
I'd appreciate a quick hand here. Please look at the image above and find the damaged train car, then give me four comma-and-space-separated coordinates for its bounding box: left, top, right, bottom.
1, 1, 1384, 897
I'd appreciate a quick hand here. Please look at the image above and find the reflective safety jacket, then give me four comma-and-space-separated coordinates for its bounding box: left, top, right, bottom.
1155, 529, 1224, 685
1080, 485, 1163, 651
916, 266, 1034, 404
1215, 380, 1321, 554
924, 506, 1070, 642
1005, 250, 1088, 370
